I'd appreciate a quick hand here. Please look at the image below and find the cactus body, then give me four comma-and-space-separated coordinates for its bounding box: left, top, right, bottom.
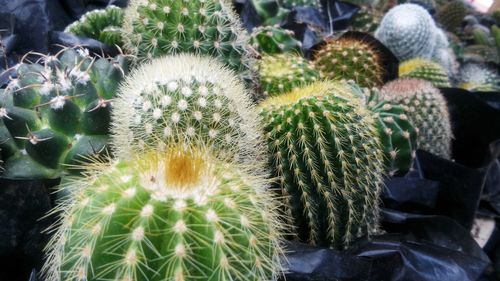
111, 54, 262, 164
259, 53, 320, 97
0, 48, 128, 179
280, 0, 322, 9
381, 78, 452, 159
436, 0, 465, 33
313, 37, 384, 88
458, 63, 500, 92
43, 146, 282, 281
259, 81, 385, 249
123, 0, 252, 77
250, 25, 302, 55
399, 58, 451, 87
406, 0, 437, 12
65, 5, 124, 47
350, 7, 381, 33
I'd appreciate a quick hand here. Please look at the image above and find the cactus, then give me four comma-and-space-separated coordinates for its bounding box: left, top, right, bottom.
43, 145, 283, 281
431, 28, 458, 76
463, 45, 500, 64
65, 5, 125, 47
458, 63, 500, 92
0, 47, 128, 179
399, 58, 451, 88
350, 7, 381, 33
111, 54, 262, 165
280, 0, 322, 9
259, 81, 385, 249
375, 4, 438, 61
380, 78, 452, 159
405, 0, 436, 12
250, 25, 302, 55
122, 0, 253, 78
258, 53, 320, 97
435, 0, 465, 33
313, 37, 384, 88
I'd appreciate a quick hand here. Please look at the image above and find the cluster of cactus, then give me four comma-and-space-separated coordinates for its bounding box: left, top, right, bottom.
65, 5, 125, 47
122, 0, 253, 77
435, 0, 466, 33
250, 25, 302, 55
43, 144, 283, 281
381, 78, 452, 159
399, 58, 451, 87
259, 81, 385, 249
313, 37, 384, 88
350, 7, 381, 33
0, 47, 128, 179
458, 63, 500, 92
258, 53, 320, 97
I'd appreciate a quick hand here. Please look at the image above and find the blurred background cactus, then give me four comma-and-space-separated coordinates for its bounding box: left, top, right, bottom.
435, 0, 466, 33
250, 25, 302, 55
458, 63, 500, 92
350, 7, 382, 33
399, 58, 451, 87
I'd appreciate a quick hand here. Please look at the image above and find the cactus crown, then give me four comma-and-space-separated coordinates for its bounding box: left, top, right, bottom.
313, 37, 384, 88
250, 25, 302, 55
399, 58, 451, 87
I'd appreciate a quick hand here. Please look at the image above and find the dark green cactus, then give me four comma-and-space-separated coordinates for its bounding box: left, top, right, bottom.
436, 0, 466, 33
250, 25, 302, 55
350, 7, 381, 33
399, 58, 451, 88
0, 47, 128, 179
259, 81, 385, 249
258, 53, 320, 97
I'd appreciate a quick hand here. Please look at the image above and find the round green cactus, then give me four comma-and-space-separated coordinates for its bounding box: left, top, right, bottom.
399, 58, 451, 88
313, 37, 384, 88
111, 54, 262, 164
122, 0, 253, 77
436, 0, 465, 33
250, 25, 302, 55
0, 47, 128, 179
43, 145, 283, 281
458, 63, 500, 92
350, 7, 381, 33
65, 5, 124, 47
381, 78, 452, 159
280, 0, 322, 9
259, 81, 385, 249
258, 53, 320, 97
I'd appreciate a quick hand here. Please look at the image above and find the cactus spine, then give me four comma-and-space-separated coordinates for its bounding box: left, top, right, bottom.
458, 63, 500, 92
399, 58, 451, 88
259, 81, 385, 249
250, 25, 302, 55
381, 78, 452, 159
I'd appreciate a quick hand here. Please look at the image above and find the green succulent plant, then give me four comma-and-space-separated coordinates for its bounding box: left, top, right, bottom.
435, 0, 466, 33
399, 58, 451, 88
250, 25, 302, 55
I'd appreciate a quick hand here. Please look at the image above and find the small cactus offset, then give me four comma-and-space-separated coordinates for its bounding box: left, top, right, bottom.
375, 4, 438, 61
458, 63, 500, 92
43, 145, 283, 281
435, 0, 466, 33
250, 25, 302, 55
350, 7, 381, 33
65, 5, 125, 47
258, 53, 320, 97
123, 0, 253, 77
0, 47, 128, 179
259, 81, 385, 249
313, 37, 384, 88
381, 78, 452, 159
399, 58, 451, 87
111, 54, 262, 164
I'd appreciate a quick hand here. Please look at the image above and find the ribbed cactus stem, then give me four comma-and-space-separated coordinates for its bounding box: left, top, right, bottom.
250, 25, 302, 55
399, 58, 451, 88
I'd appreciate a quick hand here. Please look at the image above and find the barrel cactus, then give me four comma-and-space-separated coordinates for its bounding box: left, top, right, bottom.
458, 63, 500, 92
350, 7, 381, 33
122, 0, 253, 78
0, 47, 128, 179
380, 78, 452, 159
250, 25, 302, 55
399, 58, 451, 87
43, 145, 283, 281
435, 0, 465, 33
259, 53, 320, 97
313, 37, 384, 88
65, 5, 124, 47
259, 81, 385, 249
111, 54, 262, 164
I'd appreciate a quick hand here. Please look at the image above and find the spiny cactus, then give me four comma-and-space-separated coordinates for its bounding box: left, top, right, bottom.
259, 81, 385, 249
458, 63, 500, 92
0, 47, 128, 179
431, 28, 458, 76
250, 25, 302, 55
435, 0, 465, 33
350, 7, 381, 33
381, 78, 452, 159
280, 0, 322, 9
111, 54, 262, 165
375, 4, 438, 61
313, 37, 384, 88
65, 5, 124, 47
43, 145, 283, 281
258, 53, 320, 97
399, 58, 451, 87
123, 0, 253, 78
405, 0, 436, 12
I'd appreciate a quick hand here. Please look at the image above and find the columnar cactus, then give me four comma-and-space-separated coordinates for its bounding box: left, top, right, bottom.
313, 37, 384, 88
375, 4, 438, 61
399, 58, 451, 87
250, 25, 302, 55
380, 78, 452, 159
458, 63, 500, 92
258, 53, 320, 97
0, 47, 128, 179
259, 81, 385, 249
43, 145, 283, 281
111, 54, 262, 164
65, 5, 124, 47
122, 0, 253, 77
436, 0, 466, 33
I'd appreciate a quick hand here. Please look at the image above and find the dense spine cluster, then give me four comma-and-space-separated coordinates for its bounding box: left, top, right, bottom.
259, 81, 385, 249
250, 25, 302, 55
399, 58, 451, 88
458, 63, 500, 92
